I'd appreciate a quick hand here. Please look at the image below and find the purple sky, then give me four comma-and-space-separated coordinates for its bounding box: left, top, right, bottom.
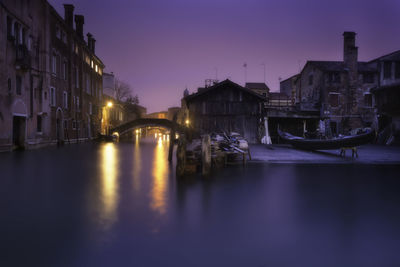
49, 0, 400, 113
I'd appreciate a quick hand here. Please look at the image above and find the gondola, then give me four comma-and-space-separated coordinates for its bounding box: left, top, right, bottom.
277, 128, 375, 150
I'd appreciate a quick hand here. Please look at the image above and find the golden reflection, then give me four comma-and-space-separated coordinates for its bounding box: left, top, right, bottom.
151, 136, 168, 214
133, 134, 141, 191
100, 143, 119, 229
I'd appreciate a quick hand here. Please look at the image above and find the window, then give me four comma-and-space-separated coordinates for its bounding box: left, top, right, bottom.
91, 60, 94, 68
75, 67, 79, 88
16, 75, 22, 95
62, 31, 67, 43
21, 28, 25, 45
7, 17, 12, 39
308, 75, 313, 85
55, 25, 61, 39
37, 115, 42, 132
50, 87, 56, 106
202, 102, 206, 114
63, 61, 67, 80
86, 73, 90, 93
383, 61, 392, 79
72, 120, 77, 130
95, 64, 98, 73
89, 102, 92, 115
364, 93, 372, 107
329, 92, 339, 107
64, 120, 68, 130
395, 62, 400, 79
27, 36, 33, 51
52, 54, 57, 75
14, 22, 20, 45
76, 96, 80, 110
8, 78, 12, 94
63, 91, 68, 109
328, 72, 340, 83
363, 73, 374, 83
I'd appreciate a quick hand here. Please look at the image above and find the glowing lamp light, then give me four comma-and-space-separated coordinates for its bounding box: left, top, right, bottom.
185, 119, 190, 126
107, 102, 113, 108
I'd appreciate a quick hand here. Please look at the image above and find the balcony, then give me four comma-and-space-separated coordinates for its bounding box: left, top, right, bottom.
15, 44, 31, 71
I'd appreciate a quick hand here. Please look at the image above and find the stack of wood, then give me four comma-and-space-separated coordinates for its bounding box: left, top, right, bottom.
187, 132, 250, 164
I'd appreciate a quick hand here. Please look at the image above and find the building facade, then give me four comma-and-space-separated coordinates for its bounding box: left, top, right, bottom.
370, 50, 400, 144
183, 79, 265, 143
245, 82, 270, 98
281, 32, 378, 135
0, 1, 105, 151
101, 72, 147, 135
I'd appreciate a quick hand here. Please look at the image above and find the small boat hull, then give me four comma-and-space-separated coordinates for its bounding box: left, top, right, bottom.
277, 129, 375, 150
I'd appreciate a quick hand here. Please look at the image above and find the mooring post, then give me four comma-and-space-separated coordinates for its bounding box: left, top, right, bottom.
168, 126, 176, 162
168, 114, 178, 162
201, 134, 211, 176
176, 135, 187, 178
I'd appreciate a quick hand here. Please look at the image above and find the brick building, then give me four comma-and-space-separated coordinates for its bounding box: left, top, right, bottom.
0, 1, 105, 151
281, 32, 378, 135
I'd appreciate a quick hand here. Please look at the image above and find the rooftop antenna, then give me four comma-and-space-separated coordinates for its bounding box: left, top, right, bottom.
243, 62, 247, 84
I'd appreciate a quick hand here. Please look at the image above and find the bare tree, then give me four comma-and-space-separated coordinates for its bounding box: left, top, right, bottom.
115, 79, 132, 102
126, 95, 139, 105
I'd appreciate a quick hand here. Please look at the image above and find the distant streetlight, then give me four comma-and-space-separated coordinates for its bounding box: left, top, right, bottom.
107, 101, 113, 108
185, 119, 190, 126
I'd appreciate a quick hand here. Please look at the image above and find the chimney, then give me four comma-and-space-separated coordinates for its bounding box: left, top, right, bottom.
63, 4, 74, 28
343, 31, 358, 74
342, 31, 358, 117
92, 38, 96, 54
74, 15, 84, 39
87, 32, 92, 51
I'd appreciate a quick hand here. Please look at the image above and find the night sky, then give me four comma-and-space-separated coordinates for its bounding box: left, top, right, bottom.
48, 0, 400, 113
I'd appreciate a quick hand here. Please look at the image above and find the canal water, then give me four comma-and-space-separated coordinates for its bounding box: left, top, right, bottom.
1, 138, 400, 267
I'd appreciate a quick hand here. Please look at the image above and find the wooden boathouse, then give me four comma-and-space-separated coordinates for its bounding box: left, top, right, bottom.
182, 79, 266, 143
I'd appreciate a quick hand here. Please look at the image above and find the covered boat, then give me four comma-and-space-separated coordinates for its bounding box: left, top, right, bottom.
277, 128, 375, 150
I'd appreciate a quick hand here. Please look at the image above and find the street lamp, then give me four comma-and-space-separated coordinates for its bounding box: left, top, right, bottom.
102, 101, 114, 135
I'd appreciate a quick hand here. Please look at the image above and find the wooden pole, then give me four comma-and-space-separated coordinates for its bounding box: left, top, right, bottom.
168, 114, 178, 162
176, 135, 186, 178
168, 126, 176, 162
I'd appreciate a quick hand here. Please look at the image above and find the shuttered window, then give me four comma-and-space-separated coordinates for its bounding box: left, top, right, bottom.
329, 93, 339, 107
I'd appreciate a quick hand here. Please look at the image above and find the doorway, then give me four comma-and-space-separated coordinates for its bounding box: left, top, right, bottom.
12, 116, 26, 150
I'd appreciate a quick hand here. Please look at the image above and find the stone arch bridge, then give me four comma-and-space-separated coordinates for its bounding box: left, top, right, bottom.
110, 118, 188, 136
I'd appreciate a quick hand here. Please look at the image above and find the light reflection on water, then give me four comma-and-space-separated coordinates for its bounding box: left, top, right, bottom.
150, 137, 169, 215
133, 134, 141, 192
1, 141, 400, 267
100, 142, 119, 229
